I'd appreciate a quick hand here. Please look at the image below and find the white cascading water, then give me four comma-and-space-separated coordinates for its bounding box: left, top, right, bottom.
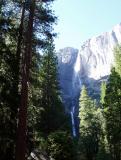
71, 52, 82, 137
74, 51, 81, 73
73, 52, 82, 89
70, 105, 76, 137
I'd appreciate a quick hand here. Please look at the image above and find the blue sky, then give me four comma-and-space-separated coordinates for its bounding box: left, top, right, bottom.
53, 0, 121, 50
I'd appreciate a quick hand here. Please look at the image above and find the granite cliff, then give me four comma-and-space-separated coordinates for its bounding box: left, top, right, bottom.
57, 23, 121, 112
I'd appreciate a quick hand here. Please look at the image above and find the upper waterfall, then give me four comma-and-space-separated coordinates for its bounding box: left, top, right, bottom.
74, 51, 81, 73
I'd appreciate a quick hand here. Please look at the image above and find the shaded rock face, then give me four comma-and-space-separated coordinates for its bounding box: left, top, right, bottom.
57, 23, 121, 111
57, 47, 79, 111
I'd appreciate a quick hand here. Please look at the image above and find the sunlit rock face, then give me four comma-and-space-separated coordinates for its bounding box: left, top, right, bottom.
80, 23, 121, 80
57, 23, 121, 110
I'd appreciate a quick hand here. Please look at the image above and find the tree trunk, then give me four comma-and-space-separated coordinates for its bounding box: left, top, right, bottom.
16, 1, 25, 87
16, 1, 35, 160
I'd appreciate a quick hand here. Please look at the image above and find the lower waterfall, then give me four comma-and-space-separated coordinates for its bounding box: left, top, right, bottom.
70, 105, 76, 137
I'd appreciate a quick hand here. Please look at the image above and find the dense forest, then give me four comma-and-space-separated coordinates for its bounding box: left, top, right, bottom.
0, 1, 121, 160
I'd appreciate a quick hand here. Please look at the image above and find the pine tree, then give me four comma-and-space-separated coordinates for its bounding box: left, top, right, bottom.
0, 0, 57, 159
47, 131, 77, 160
103, 68, 121, 160
114, 44, 121, 76
36, 40, 68, 137
101, 45, 121, 160
16, 0, 57, 159
78, 86, 101, 160
16, 1, 36, 160
100, 81, 106, 106
0, 1, 20, 159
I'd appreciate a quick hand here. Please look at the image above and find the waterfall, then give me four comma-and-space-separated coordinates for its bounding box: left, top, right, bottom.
72, 52, 82, 91
70, 105, 76, 137
74, 51, 81, 73
70, 52, 82, 137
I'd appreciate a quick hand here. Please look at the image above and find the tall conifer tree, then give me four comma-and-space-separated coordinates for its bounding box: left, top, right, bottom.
100, 81, 106, 106
36, 40, 68, 137
0, 0, 57, 159
78, 86, 101, 160
104, 68, 121, 160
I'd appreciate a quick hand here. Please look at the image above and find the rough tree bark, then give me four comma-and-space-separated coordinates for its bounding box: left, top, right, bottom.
16, 1, 35, 160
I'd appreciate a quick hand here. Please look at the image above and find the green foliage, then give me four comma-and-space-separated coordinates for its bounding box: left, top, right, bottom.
0, 1, 19, 159
98, 45, 121, 160
47, 131, 77, 160
0, 0, 59, 159
114, 44, 121, 76
78, 86, 102, 160
36, 42, 70, 137
103, 68, 121, 159
95, 109, 111, 160
100, 81, 106, 105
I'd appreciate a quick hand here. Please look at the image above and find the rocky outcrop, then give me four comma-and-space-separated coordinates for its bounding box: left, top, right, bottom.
57, 23, 121, 111
28, 149, 50, 160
